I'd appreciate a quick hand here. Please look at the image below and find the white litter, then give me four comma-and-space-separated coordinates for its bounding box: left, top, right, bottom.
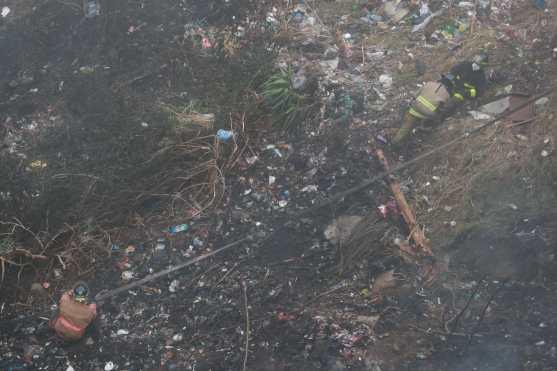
104, 362, 115, 371
379, 74, 393, 89
469, 111, 492, 121
1, 7, 10, 18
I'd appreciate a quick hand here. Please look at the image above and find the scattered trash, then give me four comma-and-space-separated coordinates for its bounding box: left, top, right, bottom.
117, 329, 130, 336
301, 185, 318, 192
291, 69, 307, 91
361, 13, 384, 24
277, 312, 296, 321
379, 74, 393, 89
202, 37, 212, 49
412, 9, 442, 33
508, 203, 518, 210
168, 224, 189, 234
268, 175, 276, 186
30, 160, 48, 169
458, 1, 475, 9
477, 0, 492, 17
541, 150, 550, 157
121, 271, 134, 281
66, 365, 76, 371
104, 362, 115, 371
79, 66, 96, 75
469, 111, 492, 121
192, 237, 204, 248
155, 238, 167, 250
1, 6, 11, 18
440, 19, 468, 40
535, 97, 549, 106
172, 333, 184, 342
480, 97, 510, 115
383, 1, 410, 23
169, 279, 180, 293
84, 0, 100, 18
216, 129, 234, 142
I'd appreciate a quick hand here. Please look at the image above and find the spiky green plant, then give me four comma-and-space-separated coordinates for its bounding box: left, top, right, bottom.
262, 69, 306, 130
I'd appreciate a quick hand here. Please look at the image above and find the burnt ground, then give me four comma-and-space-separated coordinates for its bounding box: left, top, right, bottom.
2, 0, 557, 370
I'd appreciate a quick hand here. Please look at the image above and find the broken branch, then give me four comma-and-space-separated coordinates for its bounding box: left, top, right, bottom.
375, 149, 433, 256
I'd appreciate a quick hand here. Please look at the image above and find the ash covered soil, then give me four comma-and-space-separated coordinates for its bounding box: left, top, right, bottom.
2, 0, 557, 370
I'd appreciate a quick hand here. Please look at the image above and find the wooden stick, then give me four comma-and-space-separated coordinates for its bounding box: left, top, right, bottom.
375, 149, 433, 256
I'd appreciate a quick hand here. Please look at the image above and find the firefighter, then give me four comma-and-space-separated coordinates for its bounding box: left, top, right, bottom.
392, 52, 489, 145
50, 282, 97, 341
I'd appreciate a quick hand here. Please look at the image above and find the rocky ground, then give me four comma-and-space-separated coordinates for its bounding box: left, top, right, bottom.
2, 0, 557, 370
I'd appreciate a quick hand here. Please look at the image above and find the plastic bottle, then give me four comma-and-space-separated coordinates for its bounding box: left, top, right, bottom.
217, 129, 234, 142
83, 0, 100, 18
168, 224, 189, 234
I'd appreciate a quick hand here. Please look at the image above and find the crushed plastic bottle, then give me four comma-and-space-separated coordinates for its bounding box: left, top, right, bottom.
216, 129, 234, 142
83, 0, 100, 18
168, 224, 189, 234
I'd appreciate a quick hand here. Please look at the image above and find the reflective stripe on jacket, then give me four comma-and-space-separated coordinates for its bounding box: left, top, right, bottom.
408, 82, 450, 119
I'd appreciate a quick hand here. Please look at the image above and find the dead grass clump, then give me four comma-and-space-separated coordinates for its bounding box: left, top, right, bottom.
414, 96, 557, 245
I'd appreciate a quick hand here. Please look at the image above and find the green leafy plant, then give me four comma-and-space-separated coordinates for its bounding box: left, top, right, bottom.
0, 237, 15, 256
262, 69, 306, 130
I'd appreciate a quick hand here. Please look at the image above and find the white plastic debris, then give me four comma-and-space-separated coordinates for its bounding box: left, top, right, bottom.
169, 279, 179, 293
535, 97, 549, 106
449, 221, 457, 227
121, 271, 134, 281
278, 200, 288, 208
480, 97, 510, 115
117, 329, 129, 336
66, 365, 75, 371
379, 74, 393, 89
411, 10, 442, 33
541, 150, 550, 157
301, 185, 318, 192
1, 7, 10, 18
458, 1, 475, 8
469, 111, 492, 121
104, 362, 115, 371
268, 175, 276, 186
140, 122, 149, 128
508, 203, 518, 210
172, 333, 184, 342
419, 3, 431, 16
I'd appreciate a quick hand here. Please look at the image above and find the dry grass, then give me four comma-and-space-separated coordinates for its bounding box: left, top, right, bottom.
413, 95, 557, 246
